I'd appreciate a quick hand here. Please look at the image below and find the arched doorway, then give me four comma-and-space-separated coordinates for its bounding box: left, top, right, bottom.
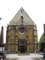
18, 39, 27, 53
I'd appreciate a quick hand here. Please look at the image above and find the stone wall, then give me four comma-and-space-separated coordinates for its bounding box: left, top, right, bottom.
6, 25, 38, 54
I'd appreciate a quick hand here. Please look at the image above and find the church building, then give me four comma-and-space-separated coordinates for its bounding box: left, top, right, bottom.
6, 7, 38, 55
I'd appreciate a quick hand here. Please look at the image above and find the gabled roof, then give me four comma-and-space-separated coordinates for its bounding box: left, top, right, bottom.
9, 7, 35, 25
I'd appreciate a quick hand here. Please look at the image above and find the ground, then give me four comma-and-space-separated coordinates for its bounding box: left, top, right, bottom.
6, 53, 43, 60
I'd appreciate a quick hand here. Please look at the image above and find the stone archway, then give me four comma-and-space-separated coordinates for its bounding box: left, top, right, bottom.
18, 39, 27, 53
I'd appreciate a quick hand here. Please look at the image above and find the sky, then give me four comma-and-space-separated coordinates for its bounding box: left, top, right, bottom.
0, 0, 45, 42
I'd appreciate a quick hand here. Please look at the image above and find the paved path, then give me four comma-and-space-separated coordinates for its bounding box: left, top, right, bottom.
6, 53, 43, 60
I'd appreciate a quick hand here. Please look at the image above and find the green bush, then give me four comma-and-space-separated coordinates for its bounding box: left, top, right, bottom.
39, 33, 44, 49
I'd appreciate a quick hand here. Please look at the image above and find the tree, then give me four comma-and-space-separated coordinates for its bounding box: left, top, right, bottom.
39, 33, 44, 52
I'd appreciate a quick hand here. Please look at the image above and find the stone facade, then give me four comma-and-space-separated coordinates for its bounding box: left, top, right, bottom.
6, 8, 38, 54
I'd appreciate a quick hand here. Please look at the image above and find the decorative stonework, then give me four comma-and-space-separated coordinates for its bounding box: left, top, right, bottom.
6, 7, 38, 54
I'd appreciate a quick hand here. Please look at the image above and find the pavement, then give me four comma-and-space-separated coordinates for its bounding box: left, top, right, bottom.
6, 53, 43, 60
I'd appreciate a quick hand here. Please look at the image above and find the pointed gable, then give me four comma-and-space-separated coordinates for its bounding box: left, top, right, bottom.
9, 7, 35, 25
